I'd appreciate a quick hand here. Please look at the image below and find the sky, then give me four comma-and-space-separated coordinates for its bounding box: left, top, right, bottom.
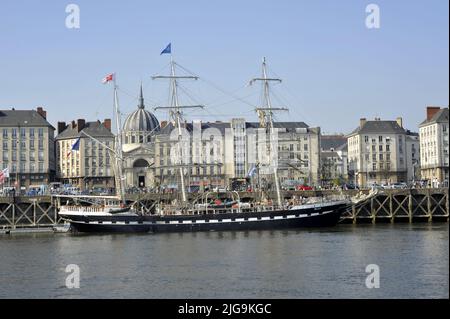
0, 0, 448, 134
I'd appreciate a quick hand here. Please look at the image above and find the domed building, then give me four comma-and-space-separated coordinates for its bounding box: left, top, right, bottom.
123, 85, 160, 144
122, 85, 160, 189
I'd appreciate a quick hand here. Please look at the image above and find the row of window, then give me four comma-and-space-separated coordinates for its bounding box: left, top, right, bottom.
60, 158, 111, 169
3, 162, 46, 173
3, 140, 45, 150
125, 135, 152, 144
154, 167, 223, 176
278, 144, 309, 151
365, 153, 391, 161
2, 128, 45, 139
2, 151, 45, 161
420, 125, 447, 137
364, 135, 392, 144
60, 167, 112, 177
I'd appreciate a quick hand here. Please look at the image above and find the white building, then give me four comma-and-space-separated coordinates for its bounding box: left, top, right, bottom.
419, 106, 449, 187
56, 119, 115, 189
0, 107, 55, 190
120, 88, 321, 189
347, 117, 418, 187
320, 135, 348, 186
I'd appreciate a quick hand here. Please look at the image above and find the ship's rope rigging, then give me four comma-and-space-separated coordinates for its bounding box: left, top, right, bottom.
102, 59, 314, 138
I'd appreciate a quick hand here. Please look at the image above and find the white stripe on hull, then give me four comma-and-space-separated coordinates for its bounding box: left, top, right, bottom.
69, 208, 341, 226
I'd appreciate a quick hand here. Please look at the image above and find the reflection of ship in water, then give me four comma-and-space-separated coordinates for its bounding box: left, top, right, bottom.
59, 51, 352, 233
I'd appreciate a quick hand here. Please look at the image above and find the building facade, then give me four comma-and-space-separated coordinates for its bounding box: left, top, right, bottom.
55, 119, 115, 190
0, 107, 55, 191
419, 106, 449, 187
273, 123, 320, 186
347, 117, 418, 187
122, 86, 161, 190
320, 135, 348, 186
405, 133, 420, 183
120, 89, 321, 190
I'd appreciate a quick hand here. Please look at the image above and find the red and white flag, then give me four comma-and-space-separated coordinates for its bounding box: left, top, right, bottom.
0, 168, 9, 185
102, 73, 114, 84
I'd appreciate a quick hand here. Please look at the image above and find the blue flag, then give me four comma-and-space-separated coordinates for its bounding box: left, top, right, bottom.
71, 138, 80, 151
247, 165, 257, 177
160, 43, 171, 55
67, 138, 80, 157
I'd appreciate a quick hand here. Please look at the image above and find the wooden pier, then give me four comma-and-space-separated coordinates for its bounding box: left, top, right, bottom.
0, 188, 448, 230
341, 188, 449, 223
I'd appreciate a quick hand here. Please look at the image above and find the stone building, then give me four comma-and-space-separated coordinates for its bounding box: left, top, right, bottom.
55, 119, 114, 189
0, 107, 55, 191
120, 86, 321, 190
347, 117, 419, 187
121, 85, 160, 189
320, 135, 348, 186
419, 106, 449, 187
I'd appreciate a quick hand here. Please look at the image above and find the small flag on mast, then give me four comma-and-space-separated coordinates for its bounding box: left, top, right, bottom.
247, 165, 257, 178
102, 73, 114, 84
0, 168, 9, 184
160, 43, 171, 55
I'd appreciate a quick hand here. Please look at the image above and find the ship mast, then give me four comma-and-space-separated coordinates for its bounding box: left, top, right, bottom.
250, 58, 288, 207
153, 55, 204, 204
112, 76, 126, 203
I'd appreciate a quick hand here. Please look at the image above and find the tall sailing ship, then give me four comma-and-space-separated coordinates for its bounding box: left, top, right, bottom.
58, 48, 351, 233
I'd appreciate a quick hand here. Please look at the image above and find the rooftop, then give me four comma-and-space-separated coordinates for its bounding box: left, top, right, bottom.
420, 107, 449, 127
157, 120, 310, 135
0, 109, 54, 128
348, 119, 406, 136
56, 121, 114, 140
321, 135, 347, 151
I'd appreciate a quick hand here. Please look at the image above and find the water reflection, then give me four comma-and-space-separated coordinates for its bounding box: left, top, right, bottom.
0, 223, 448, 298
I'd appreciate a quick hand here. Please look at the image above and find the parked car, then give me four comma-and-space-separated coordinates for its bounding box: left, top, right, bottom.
26, 184, 48, 196
297, 185, 313, 191
49, 182, 63, 194
187, 185, 200, 193
0, 186, 16, 196
368, 183, 384, 190
91, 186, 110, 195
63, 186, 80, 195
342, 183, 358, 190
390, 182, 408, 189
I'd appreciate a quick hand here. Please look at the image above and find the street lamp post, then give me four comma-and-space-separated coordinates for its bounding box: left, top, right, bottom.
412, 159, 418, 186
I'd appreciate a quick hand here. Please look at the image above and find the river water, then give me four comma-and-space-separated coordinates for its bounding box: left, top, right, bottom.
0, 223, 448, 299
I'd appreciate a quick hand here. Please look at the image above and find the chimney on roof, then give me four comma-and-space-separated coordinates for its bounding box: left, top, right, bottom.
57, 122, 67, 135
359, 118, 366, 128
71, 120, 76, 128
426, 106, 441, 120
36, 107, 47, 119
77, 119, 85, 132
103, 119, 111, 131
396, 117, 403, 128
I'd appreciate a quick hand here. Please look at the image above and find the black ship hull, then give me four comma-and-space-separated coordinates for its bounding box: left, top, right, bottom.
61, 201, 349, 234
